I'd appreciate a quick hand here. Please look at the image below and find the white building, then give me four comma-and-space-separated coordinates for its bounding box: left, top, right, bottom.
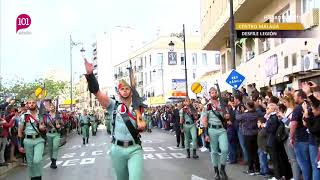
114, 35, 220, 105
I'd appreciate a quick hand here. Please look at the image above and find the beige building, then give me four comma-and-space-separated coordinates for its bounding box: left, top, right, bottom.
201, 0, 320, 93
114, 35, 220, 105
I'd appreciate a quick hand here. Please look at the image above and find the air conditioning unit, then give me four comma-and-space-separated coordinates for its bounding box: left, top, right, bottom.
302, 8, 320, 29
304, 53, 320, 71
292, 50, 308, 73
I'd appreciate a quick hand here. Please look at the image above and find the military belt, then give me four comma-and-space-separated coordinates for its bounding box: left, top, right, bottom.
208, 124, 223, 129
48, 130, 57, 133
26, 134, 40, 139
112, 138, 134, 148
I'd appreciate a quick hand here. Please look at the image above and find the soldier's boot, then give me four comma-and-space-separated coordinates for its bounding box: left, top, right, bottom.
192, 149, 199, 159
31, 176, 42, 180
86, 137, 89, 144
50, 158, 57, 169
186, 149, 190, 158
214, 167, 221, 180
83, 138, 85, 145
220, 165, 228, 180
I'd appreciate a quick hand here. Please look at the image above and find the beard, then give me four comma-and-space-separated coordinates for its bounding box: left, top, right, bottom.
29, 106, 37, 111
211, 96, 218, 100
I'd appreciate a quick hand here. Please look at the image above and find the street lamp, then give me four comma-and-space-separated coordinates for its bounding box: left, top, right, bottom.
169, 24, 188, 97
69, 34, 83, 112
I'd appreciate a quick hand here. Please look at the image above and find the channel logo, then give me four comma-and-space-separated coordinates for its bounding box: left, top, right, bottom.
16, 14, 32, 34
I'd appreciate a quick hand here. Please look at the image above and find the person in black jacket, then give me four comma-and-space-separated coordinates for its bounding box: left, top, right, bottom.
236, 100, 260, 175
265, 103, 292, 180
173, 103, 184, 148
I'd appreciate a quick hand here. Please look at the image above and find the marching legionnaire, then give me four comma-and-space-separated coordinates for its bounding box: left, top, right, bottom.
144, 108, 153, 132
18, 95, 47, 180
45, 102, 62, 169
202, 87, 228, 180
84, 58, 146, 180
104, 109, 111, 135
79, 109, 90, 145
90, 113, 98, 136
180, 98, 199, 159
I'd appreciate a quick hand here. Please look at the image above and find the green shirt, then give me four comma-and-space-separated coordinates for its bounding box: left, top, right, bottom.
179, 108, 193, 124
107, 99, 137, 141
20, 111, 43, 135
79, 115, 90, 125
202, 103, 224, 126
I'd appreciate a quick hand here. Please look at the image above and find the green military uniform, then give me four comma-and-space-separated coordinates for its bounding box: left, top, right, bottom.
79, 115, 90, 144
90, 115, 98, 136
108, 99, 143, 180
144, 111, 152, 133
104, 111, 111, 134
179, 108, 199, 159
46, 113, 61, 169
20, 111, 45, 179
202, 102, 228, 179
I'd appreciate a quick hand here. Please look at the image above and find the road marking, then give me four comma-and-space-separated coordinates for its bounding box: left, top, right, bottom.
191, 174, 207, 180
158, 147, 166, 151
62, 159, 80, 167
43, 161, 63, 168
155, 153, 173, 159
170, 153, 186, 159
92, 150, 103, 156
61, 153, 76, 159
80, 152, 86, 157
106, 150, 111, 155
143, 154, 156, 160
80, 158, 95, 165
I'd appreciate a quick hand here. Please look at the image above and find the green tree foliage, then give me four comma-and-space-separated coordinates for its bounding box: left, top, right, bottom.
1, 78, 68, 102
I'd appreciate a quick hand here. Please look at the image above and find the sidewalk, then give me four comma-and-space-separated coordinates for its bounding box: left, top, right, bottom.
0, 129, 76, 179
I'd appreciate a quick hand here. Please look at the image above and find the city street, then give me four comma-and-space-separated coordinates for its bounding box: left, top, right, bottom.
4, 126, 264, 180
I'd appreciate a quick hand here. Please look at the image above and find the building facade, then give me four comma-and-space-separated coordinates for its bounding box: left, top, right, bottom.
201, 0, 320, 93
114, 35, 220, 105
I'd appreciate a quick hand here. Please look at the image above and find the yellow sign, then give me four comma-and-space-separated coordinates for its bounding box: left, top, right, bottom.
35, 87, 47, 99
235, 23, 304, 30
147, 96, 165, 106
191, 82, 202, 94
63, 100, 76, 105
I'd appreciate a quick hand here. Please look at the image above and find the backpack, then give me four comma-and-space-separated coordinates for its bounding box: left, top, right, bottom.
276, 120, 288, 142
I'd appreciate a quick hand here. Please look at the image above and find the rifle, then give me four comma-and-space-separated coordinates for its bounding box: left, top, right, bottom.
128, 60, 147, 130
214, 80, 227, 128
214, 80, 226, 111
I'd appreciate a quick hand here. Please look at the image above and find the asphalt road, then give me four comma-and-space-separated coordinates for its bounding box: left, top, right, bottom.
4, 126, 267, 180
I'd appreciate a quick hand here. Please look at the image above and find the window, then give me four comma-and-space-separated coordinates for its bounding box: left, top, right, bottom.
144, 56, 147, 67
157, 53, 163, 65
292, 53, 297, 66
149, 55, 152, 66
149, 71, 152, 82
284, 56, 288, 68
181, 53, 185, 65
192, 53, 197, 65
202, 53, 207, 65
145, 72, 148, 84
302, 0, 320, 14
215, 54, 220, 65
193, 69, 196, 79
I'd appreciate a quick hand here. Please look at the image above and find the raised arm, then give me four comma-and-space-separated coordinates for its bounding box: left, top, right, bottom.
84, 58, 110, 107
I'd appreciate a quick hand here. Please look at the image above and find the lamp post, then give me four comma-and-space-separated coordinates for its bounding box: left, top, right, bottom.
69, 35, 84, 111
169, 24, 188, 97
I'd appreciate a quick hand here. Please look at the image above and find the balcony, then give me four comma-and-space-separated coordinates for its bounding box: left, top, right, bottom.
201, 0, 271, 50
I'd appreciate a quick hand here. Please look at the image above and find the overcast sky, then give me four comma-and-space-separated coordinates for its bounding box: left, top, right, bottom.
0, 0, 200, 85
